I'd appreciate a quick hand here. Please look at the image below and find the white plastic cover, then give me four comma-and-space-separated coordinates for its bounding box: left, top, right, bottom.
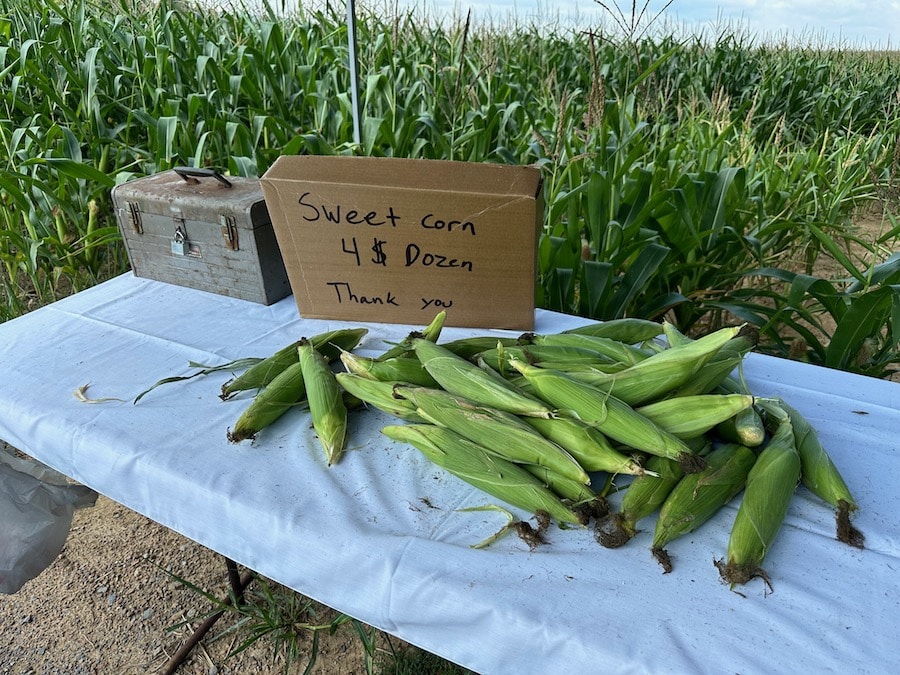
0, 273, 897, 673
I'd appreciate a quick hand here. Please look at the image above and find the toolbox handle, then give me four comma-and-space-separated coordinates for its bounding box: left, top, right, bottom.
173, 166, 232, 188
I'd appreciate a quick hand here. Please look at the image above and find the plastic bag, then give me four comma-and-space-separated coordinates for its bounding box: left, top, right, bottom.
0, 445, 97, 594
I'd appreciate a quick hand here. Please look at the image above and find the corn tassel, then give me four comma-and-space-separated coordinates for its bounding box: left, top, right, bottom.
413, 338, 555, 418
393, 385, 590, 484
298, 339, 348, 465
227, 361, 306, 442
381, 423, 585, 526
220, 327, 367, 400
636, 394, 755, 440
651, 443, 757, 572
715, 419, 801, 589
508, 359, 706, 473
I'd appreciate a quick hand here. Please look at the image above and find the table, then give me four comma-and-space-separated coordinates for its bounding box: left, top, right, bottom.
1, 273, 897, 674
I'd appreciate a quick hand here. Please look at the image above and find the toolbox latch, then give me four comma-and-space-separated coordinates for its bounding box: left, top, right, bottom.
220, 215, 239, 251
127, 201, 143, 235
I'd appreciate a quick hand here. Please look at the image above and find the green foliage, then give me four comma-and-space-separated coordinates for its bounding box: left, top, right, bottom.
1, 0, 898, 379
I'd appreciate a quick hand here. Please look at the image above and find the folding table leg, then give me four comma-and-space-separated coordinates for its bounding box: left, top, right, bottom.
160, 556, 254, 675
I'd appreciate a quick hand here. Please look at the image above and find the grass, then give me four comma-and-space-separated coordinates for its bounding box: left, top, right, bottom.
2, 0, 899, 668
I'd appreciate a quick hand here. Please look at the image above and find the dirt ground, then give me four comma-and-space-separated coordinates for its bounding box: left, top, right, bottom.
0, 444, 405, 675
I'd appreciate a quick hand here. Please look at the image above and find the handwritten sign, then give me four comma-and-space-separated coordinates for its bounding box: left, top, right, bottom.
261, 156, 543, 329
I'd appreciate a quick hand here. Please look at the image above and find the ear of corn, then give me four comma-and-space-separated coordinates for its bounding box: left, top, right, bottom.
523, 464, 598, 504
562, 317, 664, 344
220, 327, 367, 399
522, 416, 648, 476
298, 340, 348, 466
715, 405, 766, 447
715, 419, 801, 589
564, 325, 743, 406
475, 344, 615, 372
412, 338, 556, 418
636, 393, 755, 439
651, 443, 758, 572
663, 321, 758, 397
339, 351, 440, 387
766, 398, 864, 548
393, 385, 590, 484
333, 373, 425, 422
595, 455, 686, 548
668, 337, 757, 398
508, 359, 706, 473
531, 332, 651, 366
375, 310, 446, 360
221, 339, 304, 400
381, 423, 585, 526
661, 320, 691, 348
227, 360, 307, 442
435, 336, 521, 359
311, 327, 371, 361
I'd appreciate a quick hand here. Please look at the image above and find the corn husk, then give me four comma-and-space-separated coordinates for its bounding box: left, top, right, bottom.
299, 340, 348, 465
381, 423, 585, 526
715, 419, 801, 589
651, 443, 757, 572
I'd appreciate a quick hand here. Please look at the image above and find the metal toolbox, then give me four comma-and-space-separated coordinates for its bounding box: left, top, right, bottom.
111, 167, 291, 305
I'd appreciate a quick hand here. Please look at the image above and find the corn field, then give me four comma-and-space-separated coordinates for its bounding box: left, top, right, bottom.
1, 0, 898, 377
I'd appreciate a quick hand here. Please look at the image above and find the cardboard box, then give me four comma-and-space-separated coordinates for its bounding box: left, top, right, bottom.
260, 156, 543, 329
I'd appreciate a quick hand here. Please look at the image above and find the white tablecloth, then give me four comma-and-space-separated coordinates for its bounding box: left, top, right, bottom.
1, 273, 897, 674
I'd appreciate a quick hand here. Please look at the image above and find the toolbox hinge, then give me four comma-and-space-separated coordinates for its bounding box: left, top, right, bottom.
127, 201, 143, 235
220, 215, 239, 251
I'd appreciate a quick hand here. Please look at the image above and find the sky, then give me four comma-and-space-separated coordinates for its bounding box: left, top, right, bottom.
383, 0, 899, 48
